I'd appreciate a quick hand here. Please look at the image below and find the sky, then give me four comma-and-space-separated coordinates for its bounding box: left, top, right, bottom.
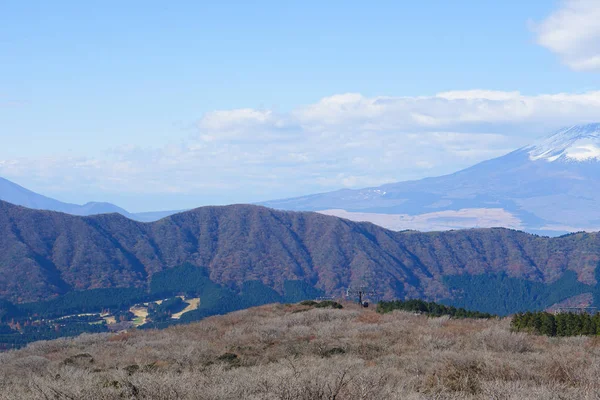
1, 0, 600, 212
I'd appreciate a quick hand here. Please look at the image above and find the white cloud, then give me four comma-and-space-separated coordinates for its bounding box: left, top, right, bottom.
198, 109, 291, 143
533, 0, 600, 71
1, 90, 600, 209
294, 91, 600, 132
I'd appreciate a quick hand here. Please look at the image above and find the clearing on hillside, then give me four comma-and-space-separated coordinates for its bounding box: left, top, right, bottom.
171, 297, 200, 319
129, 306, 148, 326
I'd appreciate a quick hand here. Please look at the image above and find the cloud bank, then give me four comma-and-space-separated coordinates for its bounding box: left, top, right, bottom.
534, 0, 600, 71
2, 90, 600, 210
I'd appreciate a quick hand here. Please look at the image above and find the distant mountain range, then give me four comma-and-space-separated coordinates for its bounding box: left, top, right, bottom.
2, 201, 600, 315
3, 124, 600, 235
262, 123, 600, 236
0, 178, 179, 222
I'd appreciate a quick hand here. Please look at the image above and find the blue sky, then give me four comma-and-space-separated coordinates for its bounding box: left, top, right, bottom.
1, 0, 600, 211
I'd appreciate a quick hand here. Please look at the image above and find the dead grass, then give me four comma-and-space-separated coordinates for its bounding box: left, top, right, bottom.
1, 303, 600, 399
129, 306, 148, 326
171, 297, 200, 319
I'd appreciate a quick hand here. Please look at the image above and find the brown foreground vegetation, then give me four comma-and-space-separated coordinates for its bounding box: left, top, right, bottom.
1, 302, 600, 399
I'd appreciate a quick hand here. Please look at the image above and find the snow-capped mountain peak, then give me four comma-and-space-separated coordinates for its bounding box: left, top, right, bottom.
527, 123, 600, 163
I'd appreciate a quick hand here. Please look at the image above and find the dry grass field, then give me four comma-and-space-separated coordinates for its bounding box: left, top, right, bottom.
1, 302, 599, 399
171, 297, 200, 320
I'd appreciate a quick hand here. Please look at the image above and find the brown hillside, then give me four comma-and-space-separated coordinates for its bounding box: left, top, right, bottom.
1, 200, 599, 303
1, 304, 598, 399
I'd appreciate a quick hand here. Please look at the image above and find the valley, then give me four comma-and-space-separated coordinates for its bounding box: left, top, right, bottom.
0, 293, 201, 350
0, 262, 325, 349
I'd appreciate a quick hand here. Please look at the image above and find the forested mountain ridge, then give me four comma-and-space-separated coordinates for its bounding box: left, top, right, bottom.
1, 200, 600, 309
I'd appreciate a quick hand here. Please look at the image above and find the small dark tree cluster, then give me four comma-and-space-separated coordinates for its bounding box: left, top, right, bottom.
113, 310, 135, 322
147, 297, 187, 322
376, 299, 495, 319
314, 300, 343, 309
511, 311, 600, 336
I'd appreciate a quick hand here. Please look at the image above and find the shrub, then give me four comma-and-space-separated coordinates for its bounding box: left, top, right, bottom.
322, 347, 346, 357
314, 301, 343, 309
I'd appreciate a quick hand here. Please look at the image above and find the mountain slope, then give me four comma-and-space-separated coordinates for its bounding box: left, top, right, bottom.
0, 177, 178, 222
3, 304, 598, 400
0, 177, 89, 213
261, 124, 600, 234
2, 201, 600, 307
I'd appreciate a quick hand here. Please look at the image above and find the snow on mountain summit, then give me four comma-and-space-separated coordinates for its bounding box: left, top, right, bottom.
527, 123, 600, 163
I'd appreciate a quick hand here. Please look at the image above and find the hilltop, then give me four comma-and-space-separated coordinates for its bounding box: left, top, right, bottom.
0, 302, 598, 399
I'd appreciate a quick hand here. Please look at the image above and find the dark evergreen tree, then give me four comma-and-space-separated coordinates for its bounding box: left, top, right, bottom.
377, 299, 495, 319
512, 311, 600, 337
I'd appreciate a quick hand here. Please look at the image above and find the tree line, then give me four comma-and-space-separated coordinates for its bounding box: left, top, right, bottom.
511, 311, 600, 336
376, 299, 495, 319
